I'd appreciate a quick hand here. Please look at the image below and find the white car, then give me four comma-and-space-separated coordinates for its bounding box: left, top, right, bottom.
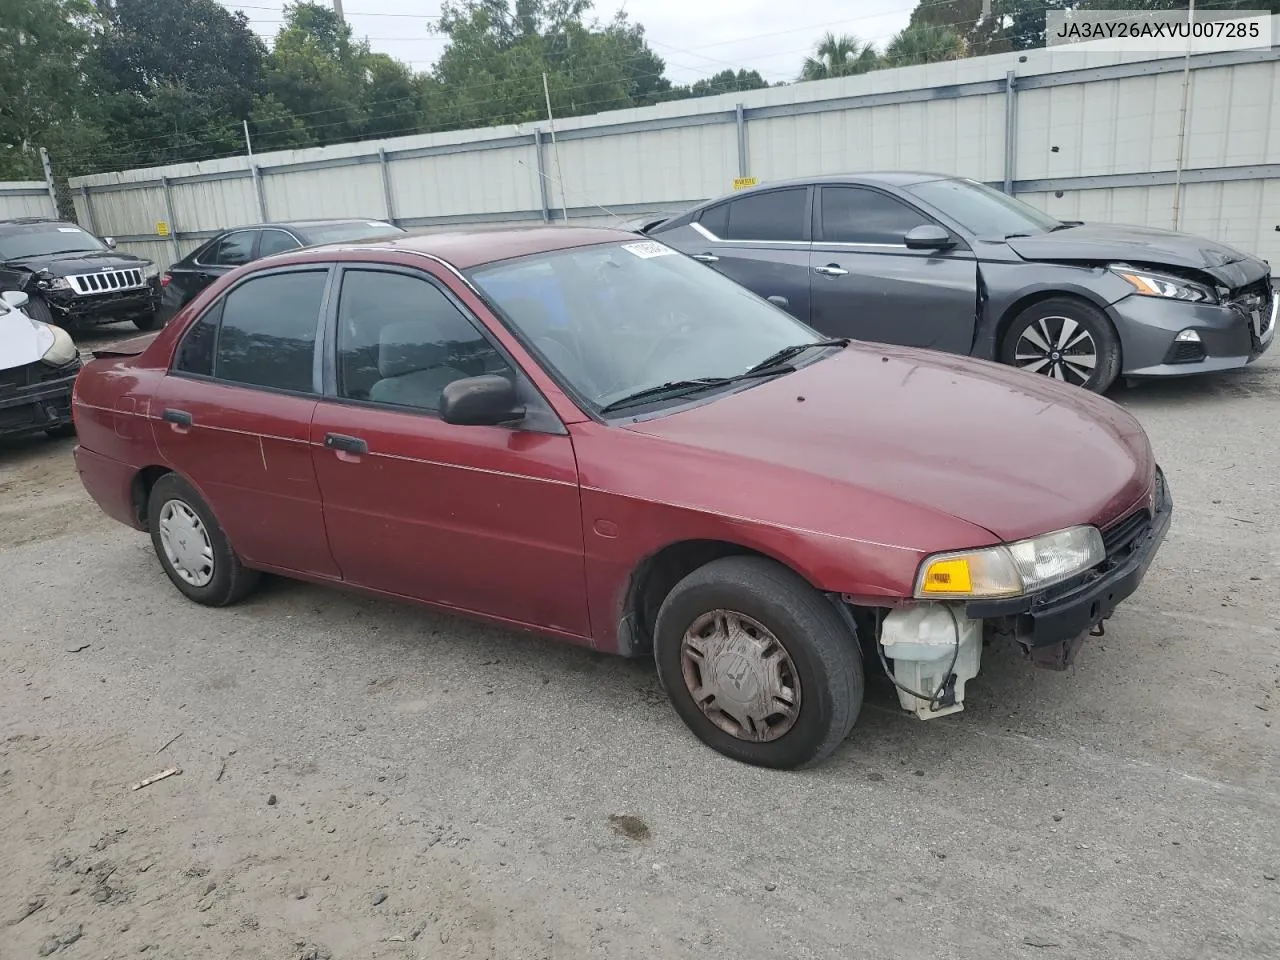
0, 289, 81, 440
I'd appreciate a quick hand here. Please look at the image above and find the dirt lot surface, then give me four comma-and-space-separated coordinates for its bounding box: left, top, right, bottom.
2, 324, 1277, 960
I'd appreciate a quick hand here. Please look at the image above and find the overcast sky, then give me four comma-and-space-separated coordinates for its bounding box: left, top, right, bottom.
216, 0, 920, 85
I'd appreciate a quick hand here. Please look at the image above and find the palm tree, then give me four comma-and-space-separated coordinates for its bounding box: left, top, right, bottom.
800, 32, 880, 82
884, 24, 966, 68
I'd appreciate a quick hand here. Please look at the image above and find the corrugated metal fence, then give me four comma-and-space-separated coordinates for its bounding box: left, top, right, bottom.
0, 181, 58, 221
64, 20, 1280, 270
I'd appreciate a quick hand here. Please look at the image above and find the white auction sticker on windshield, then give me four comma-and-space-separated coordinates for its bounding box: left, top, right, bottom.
621, 240, 676, 259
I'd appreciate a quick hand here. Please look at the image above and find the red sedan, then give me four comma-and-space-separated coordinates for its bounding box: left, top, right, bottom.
72, 227, 1171, 769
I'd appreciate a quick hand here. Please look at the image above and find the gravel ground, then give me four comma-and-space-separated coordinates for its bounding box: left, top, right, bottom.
1, 323, 1277, 960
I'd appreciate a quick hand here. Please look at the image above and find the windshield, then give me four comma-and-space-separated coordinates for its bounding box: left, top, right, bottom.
468, 240, 824, 412
0, 223, 104, 260
904, 178, 1062, 237
301, 221, 404, 244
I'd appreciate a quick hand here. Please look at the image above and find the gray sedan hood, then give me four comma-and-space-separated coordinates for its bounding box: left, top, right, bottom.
1005, 223, 1269, 288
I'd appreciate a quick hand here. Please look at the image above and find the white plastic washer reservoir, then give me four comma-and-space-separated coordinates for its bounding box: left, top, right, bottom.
880, 604, 983, 720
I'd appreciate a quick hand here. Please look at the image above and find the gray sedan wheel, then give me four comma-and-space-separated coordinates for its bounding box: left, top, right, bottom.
147, 473, 260, 606
1001, 297, 1121, 393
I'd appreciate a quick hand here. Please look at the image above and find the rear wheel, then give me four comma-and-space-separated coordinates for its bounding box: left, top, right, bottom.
1000, 297, 1121, 393
147, 473, 260, 606
653, 556, 863, 769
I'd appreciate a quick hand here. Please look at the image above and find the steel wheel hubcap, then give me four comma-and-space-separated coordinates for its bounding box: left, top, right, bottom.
157, 499, 215, 587
1015, 315, 1098, 385
679, 609, 801, 743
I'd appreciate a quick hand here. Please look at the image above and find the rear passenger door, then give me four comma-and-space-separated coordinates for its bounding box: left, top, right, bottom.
152, 265, 340, 578
662, 187, 813, 323
809, 185, 978, 354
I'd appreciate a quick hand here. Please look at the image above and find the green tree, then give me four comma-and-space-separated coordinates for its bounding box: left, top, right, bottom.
799, 32, 880, 81
266, 2, 369, 145
90, 0, 268, 167
0, 0, 100, 179
884, 23, 966, 67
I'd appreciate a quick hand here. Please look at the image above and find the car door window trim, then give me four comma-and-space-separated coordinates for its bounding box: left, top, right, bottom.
691, 187, 813, 245
166, 264, 335, 400
194, 229, 259, 268
690, 221, 811, 247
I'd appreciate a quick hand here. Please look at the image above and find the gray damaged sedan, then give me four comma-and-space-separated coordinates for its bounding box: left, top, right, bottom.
644, 173, 1276, 392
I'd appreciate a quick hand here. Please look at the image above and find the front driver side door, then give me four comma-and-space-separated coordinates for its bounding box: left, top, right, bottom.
308, 264, 590, 638
808, 185, 978, 354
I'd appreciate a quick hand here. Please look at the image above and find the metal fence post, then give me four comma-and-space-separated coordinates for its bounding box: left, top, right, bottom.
1003, 71, 1018, 195
252, 164, 268, 220
79, 185, 98, 235
533, 129, 551, 223
160, 176, 181, 259
736, 103, 749, 179
38, 147, 59, 219
377, 148, 397, 224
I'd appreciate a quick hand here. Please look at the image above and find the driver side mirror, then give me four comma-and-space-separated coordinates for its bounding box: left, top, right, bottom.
1, 290, 30, 310
439, 375, 525, 427
904, 224, 955, 251
102, 236, 117, 249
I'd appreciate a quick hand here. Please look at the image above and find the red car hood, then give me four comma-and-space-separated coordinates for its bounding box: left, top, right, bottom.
621, 344, 1154, 543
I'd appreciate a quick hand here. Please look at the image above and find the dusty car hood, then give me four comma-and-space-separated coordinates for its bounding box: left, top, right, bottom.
1005, 224, 1269, 288
622, 344, 1155, 544
3, 249, 150, 277
0, 304, 54, 370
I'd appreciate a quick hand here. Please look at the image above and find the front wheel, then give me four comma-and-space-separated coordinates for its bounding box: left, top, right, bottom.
132, 310, 162, 331
1000, 297, 1121, 393
653, 556, 863, 770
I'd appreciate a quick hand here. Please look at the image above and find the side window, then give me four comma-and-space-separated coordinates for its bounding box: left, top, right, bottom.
172, 302, 222, 376
336, 269, 512, 412
698, 203, 728, 238
259, 229, 301, 258
203, 231, 257, 266
214, 271, 327, 393
820, 187, 931, 245
722, 188, 807, 242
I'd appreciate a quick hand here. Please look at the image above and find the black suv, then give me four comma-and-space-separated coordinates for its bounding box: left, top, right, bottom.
0, 218, 162, 332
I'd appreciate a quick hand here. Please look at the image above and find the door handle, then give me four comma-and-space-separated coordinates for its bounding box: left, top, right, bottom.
691, 253, 720, 263
162, 408, 193, 427
814, 264, 849, 277
324, 433, 368, 456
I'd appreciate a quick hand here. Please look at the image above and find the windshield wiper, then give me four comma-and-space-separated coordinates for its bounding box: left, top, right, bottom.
1049, 220, 1082, 232
745, 338, 848, 374
599, 363, 804, 414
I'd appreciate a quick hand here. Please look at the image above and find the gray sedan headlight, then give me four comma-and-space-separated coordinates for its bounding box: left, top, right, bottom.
914, 525, 1106, 600
1112, 266, 1217, 304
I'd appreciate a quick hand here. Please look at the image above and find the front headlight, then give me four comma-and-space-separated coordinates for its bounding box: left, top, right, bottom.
40, 323, 79, 367
142, 261, 160, 280
38, 276, 72, 291
914, 525, 1105, 600
1112, 266, 1217, 304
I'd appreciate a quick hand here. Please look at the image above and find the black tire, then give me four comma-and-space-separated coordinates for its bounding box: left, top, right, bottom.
132, 310, 162, 331
1000, 296, 1122, 393
653, 556, 863, 770
146, 472, 260, 606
